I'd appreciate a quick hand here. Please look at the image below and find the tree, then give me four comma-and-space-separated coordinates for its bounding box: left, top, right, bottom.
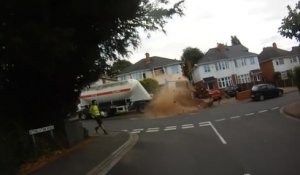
279, 2, 300, 41
108, 59, 132, 78
294, 66, 300, 93
231, 35, 242, 45
140, 78, 159, 94
0, 1, 184, 174
181, 47, 204, 80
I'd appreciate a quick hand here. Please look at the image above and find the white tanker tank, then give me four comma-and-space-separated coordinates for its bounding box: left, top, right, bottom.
79, 79, 151, 116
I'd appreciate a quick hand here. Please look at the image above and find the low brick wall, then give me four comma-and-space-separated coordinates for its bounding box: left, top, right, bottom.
236, 90, 251, 100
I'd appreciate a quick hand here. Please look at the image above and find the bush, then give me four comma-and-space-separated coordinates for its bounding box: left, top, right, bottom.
139, 78, 159, 94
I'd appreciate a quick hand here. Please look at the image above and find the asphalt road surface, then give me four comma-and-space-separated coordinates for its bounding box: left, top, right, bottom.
87, 92, 300, 175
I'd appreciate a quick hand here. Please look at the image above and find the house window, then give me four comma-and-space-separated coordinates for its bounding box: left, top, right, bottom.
250, 57, 255, 64
290, 56, 297, 63
170, 65, 179, 74
237, 73, 250, 84
217, 76, 232, 88
276, 58, 284, 65
216, 61, 229, 71
131, 72, 142, 80
204, 64, 210, 72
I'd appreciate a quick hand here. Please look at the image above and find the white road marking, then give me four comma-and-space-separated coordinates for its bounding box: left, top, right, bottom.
258, 109, 268, 113
215, 118, 226, 122
199, 121, 210, 126
147, 127, 159, 130
244, 173, 251, 175
146, 129, 159, 133
121, 129, 128, 132
182, 124, 194, 127
130, 130, 141, 134
245, 113, 255, 116
132, 129, 144, 132
181, 124, 194, 129
271, 106, 279, 110
230, 116, 241, 119
164, 126, 177, 131
208, 122, 227, 144
146, 127, 160, 133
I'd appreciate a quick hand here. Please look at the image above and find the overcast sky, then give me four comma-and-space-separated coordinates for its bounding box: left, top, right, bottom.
124, 0, 299, 63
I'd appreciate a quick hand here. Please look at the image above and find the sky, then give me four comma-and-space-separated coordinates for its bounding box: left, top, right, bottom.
124, 0, 299, 64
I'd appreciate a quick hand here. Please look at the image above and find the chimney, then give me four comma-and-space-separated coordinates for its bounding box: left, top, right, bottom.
145, 52, 150, 64
272, 42, 277, 49
217, 43, 225, 54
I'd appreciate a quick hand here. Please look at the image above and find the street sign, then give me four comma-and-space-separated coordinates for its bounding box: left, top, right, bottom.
281, 71, 288, 80
29, 125, 54, 135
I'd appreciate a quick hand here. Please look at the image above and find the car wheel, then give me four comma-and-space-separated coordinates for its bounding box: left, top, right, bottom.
278, 91, 283, 97
259, 94, 264, 101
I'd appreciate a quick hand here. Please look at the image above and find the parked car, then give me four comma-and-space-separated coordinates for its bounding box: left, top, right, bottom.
251, 84, 283, 101
208, 89, 222, 101
224, 86, 238, 97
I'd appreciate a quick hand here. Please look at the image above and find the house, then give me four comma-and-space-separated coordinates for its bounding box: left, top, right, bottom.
192, 44, 261, 90
117, 53, 185, 85
258, 43, 300, 83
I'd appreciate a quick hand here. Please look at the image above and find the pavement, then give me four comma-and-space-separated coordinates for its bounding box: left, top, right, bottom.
29, 87, 299, 175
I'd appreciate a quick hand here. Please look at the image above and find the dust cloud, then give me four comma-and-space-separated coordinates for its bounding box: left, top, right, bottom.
145, 85, 206, 118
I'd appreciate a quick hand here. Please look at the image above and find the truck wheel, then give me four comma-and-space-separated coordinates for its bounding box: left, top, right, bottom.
137, 103, 146, 113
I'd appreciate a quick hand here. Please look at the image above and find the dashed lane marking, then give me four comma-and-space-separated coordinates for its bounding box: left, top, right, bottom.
146, 127, 160, 133
181, 124, 194, 129
147, 127, 159, 130
199, 122, 210, 126
146, 129, 159, 133
271, 106, 279, 110
245, 113, 255, 116
258, 109, 268, 113
230, 116, 241, 119
215, 118, 226, 122
164, 126, 177, 131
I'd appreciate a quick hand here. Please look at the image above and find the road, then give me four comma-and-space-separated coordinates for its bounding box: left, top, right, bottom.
87, 92, 300, 175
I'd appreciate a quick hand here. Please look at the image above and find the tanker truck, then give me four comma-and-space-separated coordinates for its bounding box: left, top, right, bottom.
79, 79, 152, 117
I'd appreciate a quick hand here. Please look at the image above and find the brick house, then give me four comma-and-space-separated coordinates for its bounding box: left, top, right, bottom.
192, 44, 261, 90
258, 43, 300, 83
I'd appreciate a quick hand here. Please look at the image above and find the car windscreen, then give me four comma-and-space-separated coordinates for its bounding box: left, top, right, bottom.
251, 86, 259, 91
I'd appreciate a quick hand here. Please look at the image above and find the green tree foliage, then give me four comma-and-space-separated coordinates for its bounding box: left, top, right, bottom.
181, 47, 204, 80
108, 59, 132, 78
140, 78, 159, 93
294, 66, 300, 92
279, 2, 300, 41
0, 1, 184, 173
231, 35, 242, 45
0, 0, 184, 127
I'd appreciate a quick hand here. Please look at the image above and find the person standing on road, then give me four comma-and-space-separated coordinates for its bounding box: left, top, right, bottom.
89, 100, 108, 135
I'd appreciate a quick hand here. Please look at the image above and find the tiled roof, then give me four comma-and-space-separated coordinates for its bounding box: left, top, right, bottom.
119, 56, 181, 75
258, 47, 290, 63
290, 46, 300, 55
198, 44, 257, 64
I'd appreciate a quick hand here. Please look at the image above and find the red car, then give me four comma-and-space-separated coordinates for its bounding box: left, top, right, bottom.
208, 90, 222, 101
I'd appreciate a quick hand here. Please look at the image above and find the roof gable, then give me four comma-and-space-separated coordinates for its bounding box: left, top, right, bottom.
198, 44, 257, 64
258, 47, 290, 62
119, 56, 181, 74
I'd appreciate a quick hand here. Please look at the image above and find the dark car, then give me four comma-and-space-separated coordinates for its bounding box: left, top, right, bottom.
224, 86, 238, 97
251, 84, 283, 101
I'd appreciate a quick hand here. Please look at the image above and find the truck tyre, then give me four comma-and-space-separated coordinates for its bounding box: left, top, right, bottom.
137, 103, 146, 113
